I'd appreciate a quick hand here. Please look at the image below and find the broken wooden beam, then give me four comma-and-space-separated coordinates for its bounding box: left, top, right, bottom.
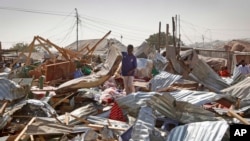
14, 117, 36, 141
0, 101, 8, 116
228, 110, 250, 125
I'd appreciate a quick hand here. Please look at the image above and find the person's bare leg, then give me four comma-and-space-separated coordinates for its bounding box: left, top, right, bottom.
123, 76, 129, 95
127, 76, 135, 94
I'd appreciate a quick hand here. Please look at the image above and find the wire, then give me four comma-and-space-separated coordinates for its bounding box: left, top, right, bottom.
0, 6, 74, 17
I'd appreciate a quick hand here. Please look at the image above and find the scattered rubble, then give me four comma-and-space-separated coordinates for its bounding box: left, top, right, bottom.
1, 35, 250, 141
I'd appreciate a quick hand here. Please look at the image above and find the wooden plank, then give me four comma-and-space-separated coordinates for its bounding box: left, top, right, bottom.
15, 117, 36, 141
50, 97, 69, 104
52, 92, 75, 108
228, 110, 250, 125
70, 114, 90, 124
0, 101, 8, 116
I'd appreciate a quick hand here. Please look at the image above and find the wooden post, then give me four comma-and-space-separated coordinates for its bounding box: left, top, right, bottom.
166, 24, 169, 60
172, 17, 176, 48
158, 22, 161, 53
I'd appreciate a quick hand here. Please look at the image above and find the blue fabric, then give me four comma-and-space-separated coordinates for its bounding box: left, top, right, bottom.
121, 52, 137, 76
74, 69, 83, 78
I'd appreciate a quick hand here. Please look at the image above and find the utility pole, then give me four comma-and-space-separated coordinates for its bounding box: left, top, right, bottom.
75, 8, 79, 51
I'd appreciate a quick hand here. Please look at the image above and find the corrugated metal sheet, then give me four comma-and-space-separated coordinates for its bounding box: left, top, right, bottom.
6, 99, 57, 118
149, 71, 182, 91
116, 91, 157, 117
148, 93, 218, 124
0, 114, 10, 130
0, 78, 26, 101
130, 106, 155, 141
166, 121, 228, 141
166, 89, 224, 106
189, 58, 229, 93
221, 77, 250, 100
87, 115, 130, 129
26, 118, 90, 135
0, 72, 9, 78
66, 39, 109, 54
57, 103, 98, 125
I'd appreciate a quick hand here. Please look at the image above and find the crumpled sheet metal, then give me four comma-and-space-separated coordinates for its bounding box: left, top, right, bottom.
147, 93, 218, 124
57, 103, 98, 125
189, 52, 229, 93
116, 91, 157, 117
26, 118, 90, 135
87, 115, 130, 129
130, 106, 155, 141
6, 99, 57, 117
166, 121, 228, 141
167, 89, 225, 106
0, 78, 27, 101
221, 77, 250, 100
56, 45, 122, 93
149, 71, 182, 91
0, 114, 10, 130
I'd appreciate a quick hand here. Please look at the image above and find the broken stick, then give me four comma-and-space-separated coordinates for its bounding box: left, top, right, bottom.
228, 110, 250, 125
15, 117, 36, 141
0, 101, 8, 116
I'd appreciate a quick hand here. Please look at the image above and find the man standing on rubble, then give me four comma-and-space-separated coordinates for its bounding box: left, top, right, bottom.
121, 44, 137, 95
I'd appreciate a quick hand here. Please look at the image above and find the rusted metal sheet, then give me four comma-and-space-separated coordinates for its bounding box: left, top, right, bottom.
56, 45, 122, 93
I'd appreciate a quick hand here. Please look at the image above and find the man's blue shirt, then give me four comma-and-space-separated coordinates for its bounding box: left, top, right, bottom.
121, 52, 137, 76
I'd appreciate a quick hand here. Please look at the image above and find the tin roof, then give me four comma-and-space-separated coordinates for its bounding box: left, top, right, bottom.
166, 121, 228, 141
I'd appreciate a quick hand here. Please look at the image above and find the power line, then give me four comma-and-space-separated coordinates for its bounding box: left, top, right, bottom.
0, 6, 74, 17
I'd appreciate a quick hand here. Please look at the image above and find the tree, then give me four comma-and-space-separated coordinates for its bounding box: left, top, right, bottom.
145, 32, 184, 48
10, 42, 29, 52
10, 42, 38, 52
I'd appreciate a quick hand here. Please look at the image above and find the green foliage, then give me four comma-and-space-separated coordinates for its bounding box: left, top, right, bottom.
10, 42, 38, 52
145, 32, 184, 48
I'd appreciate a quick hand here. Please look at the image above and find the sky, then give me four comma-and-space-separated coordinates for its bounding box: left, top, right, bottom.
1, 0, 250, 49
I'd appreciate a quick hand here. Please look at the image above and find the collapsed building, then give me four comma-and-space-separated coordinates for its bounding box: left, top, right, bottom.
1, 32, 250, 141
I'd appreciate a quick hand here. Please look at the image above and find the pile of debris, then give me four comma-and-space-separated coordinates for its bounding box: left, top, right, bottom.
1, 34, 250, 141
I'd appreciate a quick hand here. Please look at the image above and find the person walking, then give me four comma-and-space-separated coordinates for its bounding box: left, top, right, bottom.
121, 44, 137, 95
